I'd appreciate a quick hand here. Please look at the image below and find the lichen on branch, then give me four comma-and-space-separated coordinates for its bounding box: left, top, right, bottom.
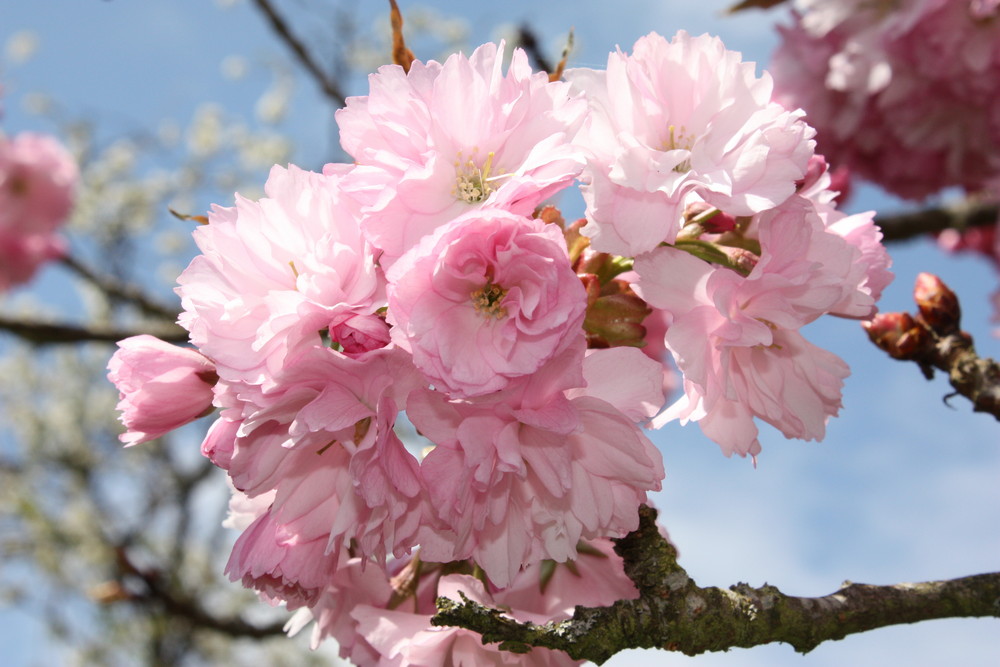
432, 506, 1000, 664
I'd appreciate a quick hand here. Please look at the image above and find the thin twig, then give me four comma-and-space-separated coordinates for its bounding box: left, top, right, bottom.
864, 274, 1000, 420
60, 255, 179, 321
116, 547, 287, 639
251, 0, 347, 106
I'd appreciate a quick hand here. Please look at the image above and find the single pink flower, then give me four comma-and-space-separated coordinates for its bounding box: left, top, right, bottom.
387, 208, 587, 398
107, 335, 217, 446
0, 231, 66, 291
225, 503, 343, 610
337, 41, 587, 268
176, 163, 385, 398
634, 206, 859, 457
566, 31, 814, 256
0, 132, 77, 234
796, 157, 893, 317
0, 132, 77, 289
409, 370, 663, 587
214, 346, 431, 568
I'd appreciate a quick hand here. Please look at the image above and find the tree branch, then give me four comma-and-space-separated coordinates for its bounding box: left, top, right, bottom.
515, 25, 553, 75
864, 273, 1000, 420
433, 506, 1000, 664
876, 200, 998, 244
115, 547, 287, 639
0, 315, 188, 345
60, 255, 179, 321
251, 0, 347, 106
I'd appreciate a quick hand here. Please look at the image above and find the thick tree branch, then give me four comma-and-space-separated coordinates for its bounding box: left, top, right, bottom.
433, 506, 1000, 664
0, 315, 187, 345
251, 0, 348, 106
876, 200, 998, 244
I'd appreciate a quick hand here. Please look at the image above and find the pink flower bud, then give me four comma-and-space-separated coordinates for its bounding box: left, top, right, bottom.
914, 272, 961, 334
107, 335, 217, 446
862, 311, 929, 360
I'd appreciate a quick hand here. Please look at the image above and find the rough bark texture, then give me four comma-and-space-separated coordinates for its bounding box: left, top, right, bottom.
433, 506, 1000, 664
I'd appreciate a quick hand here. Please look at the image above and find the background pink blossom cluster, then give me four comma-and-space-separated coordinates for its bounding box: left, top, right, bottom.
0, 131, 77, 291
771, 0, 1000, 201
769, 1, 1000, 334
109, 31, 891, 666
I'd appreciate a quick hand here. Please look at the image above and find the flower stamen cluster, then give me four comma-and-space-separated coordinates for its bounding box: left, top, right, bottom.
470, 280, 508, 319
452, 150, 508, 204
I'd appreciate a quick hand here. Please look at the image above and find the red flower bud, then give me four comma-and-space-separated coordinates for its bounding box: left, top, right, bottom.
863, 311, 929, 360
914, 272, 961, 334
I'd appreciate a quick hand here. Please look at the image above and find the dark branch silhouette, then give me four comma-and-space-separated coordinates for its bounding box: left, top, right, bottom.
114, 547, 288, 639
0, 314, 187, 345
876, 201, 998, 244
251, 0, 348, 106
60, 254, 179, 321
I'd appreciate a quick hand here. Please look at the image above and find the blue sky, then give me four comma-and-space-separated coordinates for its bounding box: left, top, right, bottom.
1, 1, 998, 666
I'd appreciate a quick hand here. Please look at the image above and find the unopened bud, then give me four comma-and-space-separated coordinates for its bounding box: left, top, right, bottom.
577, 250, 633, 283
914, 272, 961, 334
683, 201, 736, 234
723, 246, 759, 275
863, 311, 929, 360
583, 281, 652, 348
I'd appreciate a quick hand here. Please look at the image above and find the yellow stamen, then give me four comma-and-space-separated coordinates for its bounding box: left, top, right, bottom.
470, 281, 508, 319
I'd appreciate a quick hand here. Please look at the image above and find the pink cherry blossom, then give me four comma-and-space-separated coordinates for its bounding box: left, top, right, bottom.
795, 159, 893, 319
408, 347, 663, 586
225, 502, 344, 610
566, 347, 667, 422
773, 1, 1000, 199
0, 132, 77, 289
107, 335, 217, 446
386, 208, 587, 398
634, 198, 862, 457
566, 31, 814, 256
337, 42, 586, 267
176, 163, 385, 397
217, 346, 431, 568
284, 554, 393, 663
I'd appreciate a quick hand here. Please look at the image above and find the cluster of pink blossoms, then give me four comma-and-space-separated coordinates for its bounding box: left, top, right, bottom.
771, 0, 1000, 200
0, 131, 77, 290
110, 32, 891, 665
